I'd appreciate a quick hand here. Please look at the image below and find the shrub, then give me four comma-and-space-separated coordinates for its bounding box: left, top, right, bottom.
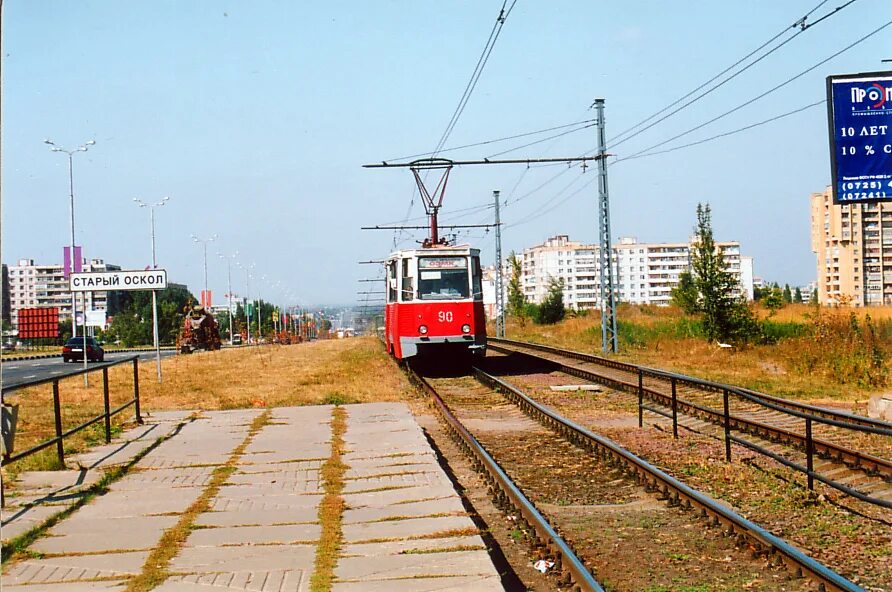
535, 278, 565, 325
789, 310, 888, 388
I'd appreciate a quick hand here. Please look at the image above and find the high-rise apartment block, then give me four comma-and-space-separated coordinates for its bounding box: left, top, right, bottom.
7, 258, 122, 327
521, 235, 752, 309
810, 186, 892, 306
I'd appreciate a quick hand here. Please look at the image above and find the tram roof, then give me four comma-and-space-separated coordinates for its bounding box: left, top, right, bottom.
387, 244, 478, 260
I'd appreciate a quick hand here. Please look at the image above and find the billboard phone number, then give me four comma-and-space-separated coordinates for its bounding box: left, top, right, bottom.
839, 181, 892, 202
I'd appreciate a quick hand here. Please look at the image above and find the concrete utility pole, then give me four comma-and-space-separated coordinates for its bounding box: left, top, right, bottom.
594, 99, 618, 353
493, 190, 505, 338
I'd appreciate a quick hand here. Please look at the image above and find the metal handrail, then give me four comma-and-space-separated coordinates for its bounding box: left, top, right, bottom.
2, 356, 142, 469
489, 338, 892, 434
489, 340, 892, 507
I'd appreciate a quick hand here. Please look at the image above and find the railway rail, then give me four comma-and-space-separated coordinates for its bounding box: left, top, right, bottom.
406, 361, 864, 592
489, 338, 892, 509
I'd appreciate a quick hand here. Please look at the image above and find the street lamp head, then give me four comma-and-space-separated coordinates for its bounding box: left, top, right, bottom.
44, 139, 54, 146
86, 140, 96, 146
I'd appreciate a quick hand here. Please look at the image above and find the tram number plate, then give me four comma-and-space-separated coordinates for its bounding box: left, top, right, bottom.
437, 311, 453, 322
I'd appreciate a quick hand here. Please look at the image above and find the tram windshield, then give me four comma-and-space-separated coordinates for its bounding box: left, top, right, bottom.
417, 257, 470, 300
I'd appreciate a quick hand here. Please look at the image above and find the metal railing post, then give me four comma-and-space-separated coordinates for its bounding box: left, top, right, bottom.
133, 358, 142, 424
52, 380, 64, 465
637, 369, 643, 428
670, 377, 678, 439
103, 367, 111, 444
723, 389, 731, 462
805, 417, 814, 491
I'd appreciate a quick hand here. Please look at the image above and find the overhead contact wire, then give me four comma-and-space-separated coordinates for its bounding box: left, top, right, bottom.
624, 19, 892, 160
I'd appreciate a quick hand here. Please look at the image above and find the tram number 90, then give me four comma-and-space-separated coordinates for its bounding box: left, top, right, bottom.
437, 311, 453, 322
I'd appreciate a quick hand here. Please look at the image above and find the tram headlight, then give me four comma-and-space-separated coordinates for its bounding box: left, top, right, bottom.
461, 324, 471, 334
418, 325, 428, 335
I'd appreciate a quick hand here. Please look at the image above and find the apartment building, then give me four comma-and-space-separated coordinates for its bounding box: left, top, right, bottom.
521, 235, 751, 309
7, 258, 122, 327
810, 186, 892, 306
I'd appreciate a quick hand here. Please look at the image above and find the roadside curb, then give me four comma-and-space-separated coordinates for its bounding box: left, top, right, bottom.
2, 347, 177, 362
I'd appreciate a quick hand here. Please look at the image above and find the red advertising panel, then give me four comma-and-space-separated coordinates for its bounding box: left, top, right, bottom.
18, 307, 60, 339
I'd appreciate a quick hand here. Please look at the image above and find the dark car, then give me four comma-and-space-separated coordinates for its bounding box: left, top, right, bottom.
62, 337, 105, 363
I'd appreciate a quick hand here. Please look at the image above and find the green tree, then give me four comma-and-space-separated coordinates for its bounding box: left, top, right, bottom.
535, 277, 565, 325
783, 284, 793, 304
105, 285, 196, 346
689, 203, 760, 343
670, 270, 699, 314
793, 286, 803, 304
762, 286, 785, 315
810, 288, 819, 305
506, 252, 528, 327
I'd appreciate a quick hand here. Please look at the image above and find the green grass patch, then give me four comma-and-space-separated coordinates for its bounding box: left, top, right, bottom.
321, 392, 358, 406
614, 317, 705, 349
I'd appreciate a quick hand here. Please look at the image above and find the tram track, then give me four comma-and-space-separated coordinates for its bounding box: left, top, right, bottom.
406, 361, 866, 592
489, 338, 892, 508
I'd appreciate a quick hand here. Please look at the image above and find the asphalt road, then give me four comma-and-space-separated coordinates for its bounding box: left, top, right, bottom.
1, 349, 177, 391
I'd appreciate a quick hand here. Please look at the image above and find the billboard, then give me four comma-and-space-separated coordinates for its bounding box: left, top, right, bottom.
18, 307, 59, 339
826, 71, 892, 204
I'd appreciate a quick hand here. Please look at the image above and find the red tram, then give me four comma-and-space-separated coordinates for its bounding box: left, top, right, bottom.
384, 244, 486, 360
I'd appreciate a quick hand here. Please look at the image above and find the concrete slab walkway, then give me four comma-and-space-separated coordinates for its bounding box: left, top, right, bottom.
2, 403, 504, 591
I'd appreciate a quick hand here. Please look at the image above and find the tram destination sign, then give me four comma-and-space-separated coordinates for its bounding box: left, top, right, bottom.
826, 70, 892, 204
70, 269, 168, 292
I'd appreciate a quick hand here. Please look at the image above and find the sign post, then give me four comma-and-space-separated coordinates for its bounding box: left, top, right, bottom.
826, 71, 892, 204
71, 269, 168, 380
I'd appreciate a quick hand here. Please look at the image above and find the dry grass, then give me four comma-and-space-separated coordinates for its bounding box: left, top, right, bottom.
138, 338, 412, 410
500, 306, 887, 407
2, 339, 412, 479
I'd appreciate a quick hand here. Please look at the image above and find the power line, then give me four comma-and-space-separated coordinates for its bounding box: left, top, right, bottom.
507, 169, 589, 227
431, 0, 519, 158
616, 99, 825, 163
609, 0, 854, 150
486, 122, 596, 158
386, 118, 594, 162
623, 18, 892, 160
506, 172, 596, 229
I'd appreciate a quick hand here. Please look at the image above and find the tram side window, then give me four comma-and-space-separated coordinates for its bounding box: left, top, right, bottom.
401, 258, 414, 302
387, 261, 398, 303
472, 256, 483, 300
418, 257, 470, 300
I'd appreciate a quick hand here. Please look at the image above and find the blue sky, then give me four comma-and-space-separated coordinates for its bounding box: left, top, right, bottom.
2, 1, 889, 306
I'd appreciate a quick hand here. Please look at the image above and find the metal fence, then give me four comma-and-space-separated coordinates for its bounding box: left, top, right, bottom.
1, 356, 142, 471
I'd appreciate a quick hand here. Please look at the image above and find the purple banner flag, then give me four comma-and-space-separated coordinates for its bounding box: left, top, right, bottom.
63, 246, 83, 278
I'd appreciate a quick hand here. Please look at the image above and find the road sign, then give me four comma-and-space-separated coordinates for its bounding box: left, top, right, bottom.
70, 269, 168, 292
827, 71, 892, 204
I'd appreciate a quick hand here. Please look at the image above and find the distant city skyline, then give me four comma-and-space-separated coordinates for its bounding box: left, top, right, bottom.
3, 2, 888, 305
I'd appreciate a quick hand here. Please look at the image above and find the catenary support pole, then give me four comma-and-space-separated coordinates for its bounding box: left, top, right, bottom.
493, 190, 505, 338
594, 98, 618, 354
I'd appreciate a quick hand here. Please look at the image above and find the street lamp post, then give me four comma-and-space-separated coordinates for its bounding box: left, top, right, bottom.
44, 139, 95, 340
218, 251, 237, 345
238, 263, 254, 344
191, 234, 217, 307
133, 197, 169, 383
